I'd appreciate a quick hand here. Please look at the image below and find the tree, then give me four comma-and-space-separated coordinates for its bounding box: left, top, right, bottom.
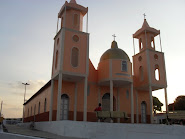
168, 103, 174, 111
174, 95, 185, 110
153, 96, 163, 113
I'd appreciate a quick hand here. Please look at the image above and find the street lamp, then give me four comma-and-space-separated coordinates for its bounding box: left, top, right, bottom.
22, 82, 30, 122
22, 83, 30, 103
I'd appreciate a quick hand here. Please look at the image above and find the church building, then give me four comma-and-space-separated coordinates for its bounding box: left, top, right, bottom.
23, 0, 168, 124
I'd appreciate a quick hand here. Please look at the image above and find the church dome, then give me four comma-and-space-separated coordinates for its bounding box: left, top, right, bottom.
100, 41, 130, 62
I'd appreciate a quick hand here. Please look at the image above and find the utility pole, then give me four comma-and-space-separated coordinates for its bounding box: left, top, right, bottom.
22, 82, 30, 122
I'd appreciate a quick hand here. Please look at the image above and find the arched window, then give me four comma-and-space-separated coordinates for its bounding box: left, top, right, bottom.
141, 101, 147, 123
151, 37, 155, 48
155, 65, 160, 81
34, 104, 36, 116
126, 90, 129, 99
71, 47, 79, 67
61, 94, 69, 120
139, 38, 143, 50
139, 66, 144, 81
38, 102, 40, 114
44, 98, 47, 112
73, 14, 79, 26
55, 50, 58, 69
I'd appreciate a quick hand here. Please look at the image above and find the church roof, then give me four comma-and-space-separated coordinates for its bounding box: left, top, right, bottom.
100, 41, 130, 62
133, 19, 160, 38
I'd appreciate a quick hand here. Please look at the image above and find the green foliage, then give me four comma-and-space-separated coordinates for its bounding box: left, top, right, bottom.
153, 96, 163, 112
174, 95, 185, 110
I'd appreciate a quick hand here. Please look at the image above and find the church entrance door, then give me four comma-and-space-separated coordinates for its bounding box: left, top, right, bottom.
102, 93, 116, 122
102, 93, 116, 111
60, 94, 69, 120
141, 101, 147, 123
102, 93, 110, 111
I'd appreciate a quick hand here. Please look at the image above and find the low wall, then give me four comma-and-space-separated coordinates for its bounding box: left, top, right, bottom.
24, 112, 49, 123
34, 121, 185, 139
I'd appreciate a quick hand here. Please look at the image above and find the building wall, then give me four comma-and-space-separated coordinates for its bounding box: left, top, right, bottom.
137, 90, 151, 123
133, 51, 149, 88
24, 79, 151, 123
65, 9, 84, 32
133, 50, 167, 90
98, 60, 110, 81
24, 84, 51, 122
52, 32, 61, 77
88, 60, 98, 83
62, 27, 88, 75
119, 87, 132, 114
112, 60, 132, 81
24, 57, 151, 123
24, 86, 51, 118
149, 51, 167, 87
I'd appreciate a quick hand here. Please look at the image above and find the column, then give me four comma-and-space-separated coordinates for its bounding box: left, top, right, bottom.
97, 86, 101, 122
110, 80, 113, 112
49, 79, 54, 121
83, 77, 88, 121
149, 85, 153, 123
74, 83, 78, 121
110, 80, 113, 123
131, 83, 134, 123
117, 88, 120, 123
109, 59, 113, 113
56, 73, 62, 121
136, 91, 139, 123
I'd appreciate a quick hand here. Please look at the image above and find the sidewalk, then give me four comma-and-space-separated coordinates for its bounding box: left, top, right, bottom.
5, 124, 84, 139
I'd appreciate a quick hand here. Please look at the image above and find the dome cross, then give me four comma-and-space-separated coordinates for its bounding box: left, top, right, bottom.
143, 13, 146, 19
112, 34, 116, 41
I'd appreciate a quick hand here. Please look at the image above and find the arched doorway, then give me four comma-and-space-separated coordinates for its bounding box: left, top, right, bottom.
102, 93, 116, 111
60, 94, 69, 120
141, 101, 147, 123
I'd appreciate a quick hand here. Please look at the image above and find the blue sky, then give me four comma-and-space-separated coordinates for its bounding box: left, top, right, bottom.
0, 0, 185, 118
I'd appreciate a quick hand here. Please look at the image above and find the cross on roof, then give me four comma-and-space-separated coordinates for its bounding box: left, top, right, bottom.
112, 34, 116, 41
143, 13, 146, 19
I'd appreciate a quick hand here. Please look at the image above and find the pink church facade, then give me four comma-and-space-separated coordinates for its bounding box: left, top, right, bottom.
23, 0, 168, 124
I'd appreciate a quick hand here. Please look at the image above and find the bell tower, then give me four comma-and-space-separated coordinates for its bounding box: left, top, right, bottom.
51, 0, 88, 77
132, 18, 168, 123
49, 0, 89, 121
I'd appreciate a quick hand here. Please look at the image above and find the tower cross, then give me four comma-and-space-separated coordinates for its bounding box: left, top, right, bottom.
112, 34, 116, 41
143, 13, 146, 19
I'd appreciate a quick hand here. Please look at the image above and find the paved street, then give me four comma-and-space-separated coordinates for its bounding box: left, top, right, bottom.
5, 124, 85, 139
